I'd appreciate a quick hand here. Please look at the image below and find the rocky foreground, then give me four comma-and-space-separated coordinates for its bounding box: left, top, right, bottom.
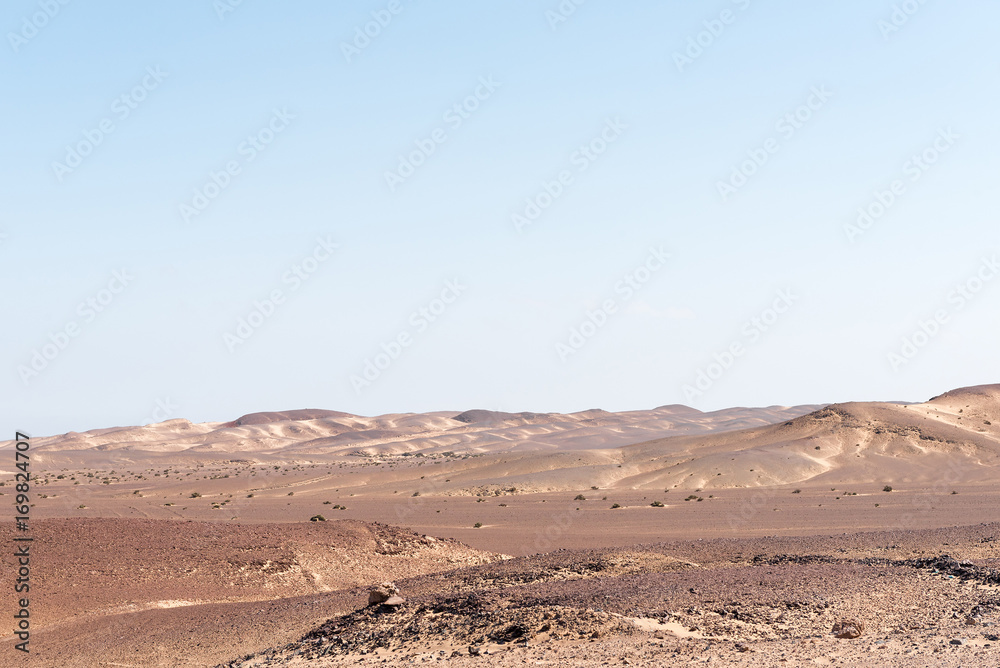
221, 523, 1000, 667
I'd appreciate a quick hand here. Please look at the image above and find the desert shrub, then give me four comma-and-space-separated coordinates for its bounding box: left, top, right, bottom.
473, 522, 482, 528
650, 501, 664, 507
611, 503, 621, 509
883, 485, 893, 492
574, 494, 586, 501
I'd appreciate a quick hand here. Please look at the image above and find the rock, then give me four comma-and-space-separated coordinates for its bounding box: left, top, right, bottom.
735, 642, 750, 652
368, 582, 399, 606
965, 616, 980, 626
949, 639, 963, 645
382, 595, 405, 607
832, 619, 864, 639
468, 644, 482, 656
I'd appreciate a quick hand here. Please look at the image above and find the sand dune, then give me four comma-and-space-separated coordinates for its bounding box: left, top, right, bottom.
3, 387, 998, 496
2, 403, 821, 458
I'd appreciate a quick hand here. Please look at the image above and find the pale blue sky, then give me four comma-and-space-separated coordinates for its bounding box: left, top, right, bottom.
3, 1, 999, 437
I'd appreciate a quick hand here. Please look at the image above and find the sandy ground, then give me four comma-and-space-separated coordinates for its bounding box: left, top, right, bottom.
0, 385, 998, 666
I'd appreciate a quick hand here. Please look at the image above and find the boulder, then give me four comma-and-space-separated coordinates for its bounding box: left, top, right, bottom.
368, 582, 399, 606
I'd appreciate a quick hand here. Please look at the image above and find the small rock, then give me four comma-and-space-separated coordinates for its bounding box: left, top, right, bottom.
382, 595, 405, 608
832, 619, 864, 639
965, 616, 980, 626
949, 639, 963, 645
468, 645, 482, 656
735, 642, 750, 652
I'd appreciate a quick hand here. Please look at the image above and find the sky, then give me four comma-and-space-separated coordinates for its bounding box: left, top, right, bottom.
3, 0, 999, 437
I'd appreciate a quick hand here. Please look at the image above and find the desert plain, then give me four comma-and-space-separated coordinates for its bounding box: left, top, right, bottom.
2, 384, 1000, 666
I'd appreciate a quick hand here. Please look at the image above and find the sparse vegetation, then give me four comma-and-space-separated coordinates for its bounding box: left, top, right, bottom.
574, 494, 586, 501
611, 503, 621, 509
473, 522, 482, 528
883, 485, 893, 492
190, 492, 201, 498
792, 489, 801, 494
650, 501, 664, 507
309, 515, 326, 522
